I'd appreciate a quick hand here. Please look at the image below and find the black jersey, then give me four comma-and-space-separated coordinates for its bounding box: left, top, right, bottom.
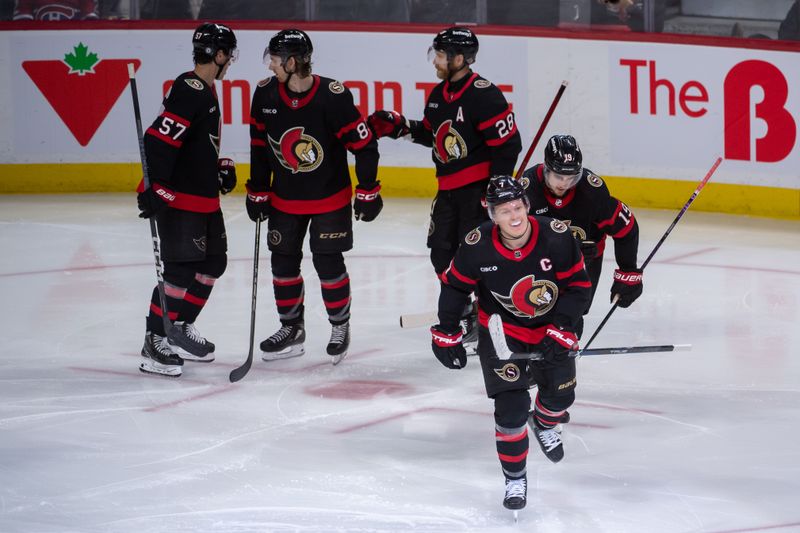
438, 216, 591, 344
249, 75, 379, 215
522, 164, 639, 270
142, 71, 222, 213
411, 71, 521, 191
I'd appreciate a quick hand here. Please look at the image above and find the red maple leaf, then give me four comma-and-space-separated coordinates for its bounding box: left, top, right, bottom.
23, 45, 141, 146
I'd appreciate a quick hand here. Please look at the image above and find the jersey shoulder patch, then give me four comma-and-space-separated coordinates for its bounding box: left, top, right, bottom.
257, 77, 274, 88
465, 228, 482, 245
473, 78, 492, 89
328, 80, 345, 94
549, 219, 569, 234
519, 176, 531, 190
587, 172, 604, 188
184, 78, 205, 91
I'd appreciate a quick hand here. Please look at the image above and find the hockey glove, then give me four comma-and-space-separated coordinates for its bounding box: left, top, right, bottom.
579, 240, 598, 261
367, 110, 410, 139
431, 325, 467, 369
539, 325, 578, 362
354, 181, 383, 222
611, 268, 643, 308
245, 182, 270, 222
137, 182, 175, 219
218, 158, 237, 194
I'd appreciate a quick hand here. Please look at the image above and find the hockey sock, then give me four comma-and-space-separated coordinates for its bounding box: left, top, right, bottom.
533, 394, 568, 429
495, 390, 530, 479
271, 252, 304, 324
313, 253, 350, 325
178, 254, 227, 324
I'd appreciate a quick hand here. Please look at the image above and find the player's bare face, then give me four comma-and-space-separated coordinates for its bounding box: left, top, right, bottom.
432, 50, 450, 80
545, 169, 581, 198
268, 55, 289, 82
494, 200, 530, 241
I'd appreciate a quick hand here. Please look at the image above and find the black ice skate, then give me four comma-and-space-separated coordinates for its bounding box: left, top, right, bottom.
168, 321, 215, 362
140, 331, 183, 377
326, 322, 350, 365
531, 418, 564, 463
503, 476, 527, 512
460, 301, 478, 356
260, 323, 305, 361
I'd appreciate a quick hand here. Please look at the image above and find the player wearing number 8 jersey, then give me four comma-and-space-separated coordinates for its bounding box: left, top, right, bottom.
369, 26, 521, 351
247, 29, 381, 364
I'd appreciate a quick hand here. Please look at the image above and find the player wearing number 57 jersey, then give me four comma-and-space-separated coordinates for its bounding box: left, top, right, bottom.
522, 135, 642, 334
247, 29, 381, 365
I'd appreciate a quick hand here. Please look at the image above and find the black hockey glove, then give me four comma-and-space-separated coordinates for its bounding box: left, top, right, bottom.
431, 325, 467, 369
538, 325, 578, 362
245, 182, 269, 222
354, 181, 383, 222
137, 182, 175, 219
611, 268, 643, 308
218, 158, 237, 195
579, 240, 598, 261
367, 110, 410, 139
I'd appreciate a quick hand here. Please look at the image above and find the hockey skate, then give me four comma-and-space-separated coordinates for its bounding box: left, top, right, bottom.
168, 321, 215, 362
327, 322, 350, 365
140, 331, 183, 377
460, 301, 478, 356
260, 323, 305, 361
531, 418, 564, 463
503, 476, 527, 514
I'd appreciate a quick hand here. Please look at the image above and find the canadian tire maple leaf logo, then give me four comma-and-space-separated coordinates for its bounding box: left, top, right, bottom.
22, 43, 141, 146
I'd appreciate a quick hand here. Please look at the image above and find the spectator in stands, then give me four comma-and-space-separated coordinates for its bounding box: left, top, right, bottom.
779, 0, 800, 40
198, 0, 304, 20
139, 0, 191, 19
13, 0, 98, 20
593, 0, 665, 32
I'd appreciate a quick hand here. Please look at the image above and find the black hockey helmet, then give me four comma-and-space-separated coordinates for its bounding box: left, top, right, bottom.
544, 135, 582, 175
486, 175, 529, 220
430, 26, 479, 65
192, 22, 238, 60
268, 29, 313, 63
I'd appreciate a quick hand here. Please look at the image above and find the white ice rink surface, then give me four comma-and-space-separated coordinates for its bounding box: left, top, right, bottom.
1, 195, 799, 533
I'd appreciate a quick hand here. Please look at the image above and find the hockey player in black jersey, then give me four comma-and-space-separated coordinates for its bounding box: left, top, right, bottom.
522, 135, 642, 334
246, 29, 382, 365
136, 23, 238, 377
432, 176, 591, 511
369, 26, 521, 353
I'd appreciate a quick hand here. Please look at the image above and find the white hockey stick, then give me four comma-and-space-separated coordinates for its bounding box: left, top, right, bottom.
488, 314, 690, 360
399, 311, 438, 329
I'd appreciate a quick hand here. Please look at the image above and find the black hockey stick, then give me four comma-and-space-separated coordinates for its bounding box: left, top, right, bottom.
128, 63, 173, 336
488, 314, 690, 360
230, 218, 262, 383
581, 156, 723, 353
514, 80, 568, 179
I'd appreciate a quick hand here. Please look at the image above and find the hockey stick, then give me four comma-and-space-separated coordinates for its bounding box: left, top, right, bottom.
230, 219, 262, 383
399, 83, 569, 329
514, 80, 568, 179
581, 156, 723, 353
488, 314, 690, 361
128, 63, 172, 336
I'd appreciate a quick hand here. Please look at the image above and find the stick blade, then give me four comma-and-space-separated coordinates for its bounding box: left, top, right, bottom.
229, 357, 252, 383
399, 311, 438, 329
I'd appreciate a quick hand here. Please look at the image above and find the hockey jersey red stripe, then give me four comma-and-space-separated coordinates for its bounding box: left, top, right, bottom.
556, 258, 586, 280
478, 309, 548, 344
443, 73, 478, 103
278, 75, 321, 109
270, 186, 352, 215
249, 117, 265, 131
485, 122, 518, 146
568, 280, 592, 288
445, 261, 477, 285
491, 217, 540, 261
612, 212, 636, 239
146, 127, 183, 148
250, 138, 267, 147
344, 135, 373, 152
597, 201, 623, 228
478, 107, 513, 130
335, 117, 366, 139
436, 161, 491, 191
134, 180, 220, 213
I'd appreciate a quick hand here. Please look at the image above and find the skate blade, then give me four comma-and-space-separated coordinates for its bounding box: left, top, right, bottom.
330, 350, 348, 366
262, 345, 305, 361
513, 510, 518, 523
139, 361, 182, 377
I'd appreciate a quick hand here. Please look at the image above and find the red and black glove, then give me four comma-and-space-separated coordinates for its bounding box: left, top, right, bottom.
354, 181, 383, 222
611, 268, 643, 308
245, 181, 269, 222
431, 325, 467, 369
218, 158, 236, 194
539, 325, 578, 362
367, 110, 410, 139
137, 182, 175, 219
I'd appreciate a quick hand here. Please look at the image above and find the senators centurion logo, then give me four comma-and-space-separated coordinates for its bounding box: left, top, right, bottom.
492, 274, 558, 318
433, 120, 467, 163
560, 219, 587, 241
268, 127, 324, 173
